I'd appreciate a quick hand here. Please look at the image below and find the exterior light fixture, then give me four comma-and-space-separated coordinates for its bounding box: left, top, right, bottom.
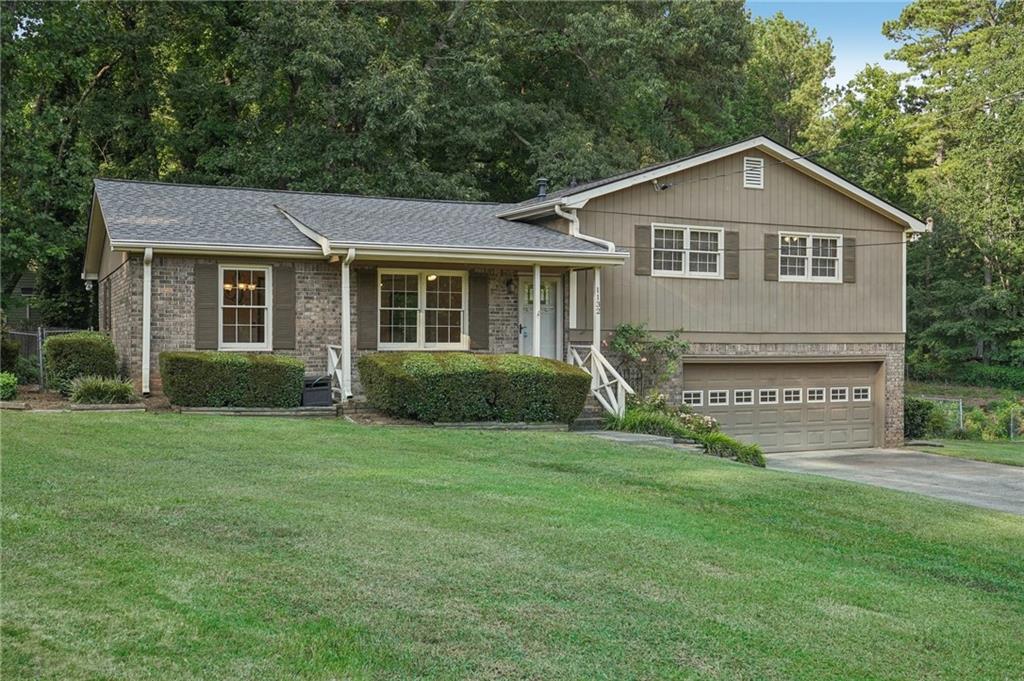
426, 273, 438, 282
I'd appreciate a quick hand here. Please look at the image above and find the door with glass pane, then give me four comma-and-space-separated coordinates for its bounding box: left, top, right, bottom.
518, 276, 560, 359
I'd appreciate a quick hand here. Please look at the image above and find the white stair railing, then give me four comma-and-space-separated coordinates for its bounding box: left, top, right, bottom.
326, 345, 347, 399
568, 344, 634, 418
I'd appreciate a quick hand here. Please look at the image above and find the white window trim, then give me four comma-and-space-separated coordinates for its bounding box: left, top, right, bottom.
807, 388, 826, 403
743, 156, 764, 189
651, 223, 725, 280
734, 389, 754, 405
218, 264, 272, 351
759, 388, 779, 405
853, 386, 872, 402
378, 268, 469, 351
708, 390, 729, 406
778, 231, 843, 284
682, 390, 704, 407
830, 387, 849, 403
783, 388, 802, 404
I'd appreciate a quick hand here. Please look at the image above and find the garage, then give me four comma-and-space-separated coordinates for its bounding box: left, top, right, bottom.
681, 361, 884, 452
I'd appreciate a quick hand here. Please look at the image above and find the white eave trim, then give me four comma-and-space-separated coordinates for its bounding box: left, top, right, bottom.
497, 136, 930, 232
109, 240, 325, 258
327, 242, 628, 266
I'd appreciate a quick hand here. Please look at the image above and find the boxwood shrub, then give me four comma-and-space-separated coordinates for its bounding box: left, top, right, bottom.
357, 352, 590, 423
43, 331, 118, 395
159, 351, 305, 408
70, 375, 137, 404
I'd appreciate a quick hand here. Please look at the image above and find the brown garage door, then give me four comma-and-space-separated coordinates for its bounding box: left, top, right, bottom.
682, 362, 883, 452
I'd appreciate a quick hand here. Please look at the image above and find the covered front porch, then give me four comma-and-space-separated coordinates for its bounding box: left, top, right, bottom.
323, 248, 632, 417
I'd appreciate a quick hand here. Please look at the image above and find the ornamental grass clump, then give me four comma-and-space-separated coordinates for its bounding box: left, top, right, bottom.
70, 376, 136, 404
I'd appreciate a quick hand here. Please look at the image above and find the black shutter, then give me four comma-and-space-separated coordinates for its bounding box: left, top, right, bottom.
724, 230, 740, 280
272, 265, 296, 350
468, 272, 489, 350
842, 237, 856, 283
634, 224, 652, 275
356, 268, 378, 350
194, 263, 219, 349
764, 233, 779, 281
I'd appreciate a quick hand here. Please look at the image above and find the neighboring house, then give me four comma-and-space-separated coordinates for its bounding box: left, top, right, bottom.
82, 136, 929, 450
2, 272, 43, 331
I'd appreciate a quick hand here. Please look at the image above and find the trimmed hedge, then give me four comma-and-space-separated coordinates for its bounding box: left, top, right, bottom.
904, 396, 939, 439
0, 372, 17, 401
70, 375, 137, 404
43, 331, 118, 395
159, 351, 305, 408
358, 352, 590, 423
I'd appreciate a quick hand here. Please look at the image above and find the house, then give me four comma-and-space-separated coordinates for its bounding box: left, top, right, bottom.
82, 136, 929, 450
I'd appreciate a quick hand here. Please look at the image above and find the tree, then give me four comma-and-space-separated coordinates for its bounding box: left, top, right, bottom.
731, 12, 835, 147
884, 0, 1024, 366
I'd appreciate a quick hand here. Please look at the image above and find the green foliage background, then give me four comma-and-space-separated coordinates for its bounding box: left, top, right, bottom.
2, 0, 1020, 373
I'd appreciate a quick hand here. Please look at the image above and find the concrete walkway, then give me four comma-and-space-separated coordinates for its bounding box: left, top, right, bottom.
767, 448, 1024, 515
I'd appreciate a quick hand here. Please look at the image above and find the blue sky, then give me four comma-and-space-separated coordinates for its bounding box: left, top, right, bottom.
747, 1, 910, 86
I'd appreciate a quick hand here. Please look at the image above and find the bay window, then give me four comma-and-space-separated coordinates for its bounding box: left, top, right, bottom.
379, 269, 467, 350
652, 224, 723, 278
220, 265, 271, 350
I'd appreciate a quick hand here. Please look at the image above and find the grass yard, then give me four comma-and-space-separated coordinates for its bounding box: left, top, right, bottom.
3, 413, 1023, 680
914, 438, 1024, 467
905, 379, 1019, 404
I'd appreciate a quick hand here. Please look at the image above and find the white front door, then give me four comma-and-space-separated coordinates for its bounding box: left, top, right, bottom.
519, 276, 561, 359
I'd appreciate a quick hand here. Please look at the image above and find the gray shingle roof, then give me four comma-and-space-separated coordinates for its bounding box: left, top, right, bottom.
93, 179, 606, 254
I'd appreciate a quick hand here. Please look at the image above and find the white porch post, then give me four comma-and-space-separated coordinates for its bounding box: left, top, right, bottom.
592, 266, 602, 349
532, 264, 541, 356
340, 248, 355, 398
141, 247, 153, 395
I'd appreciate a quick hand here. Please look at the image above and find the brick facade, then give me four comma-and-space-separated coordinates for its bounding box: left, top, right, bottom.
662, 341, 905, 447
106, 256, 523, 395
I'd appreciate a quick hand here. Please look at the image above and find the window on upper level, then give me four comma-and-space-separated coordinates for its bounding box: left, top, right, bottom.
652, 225, 724, 279
779, 232, 842, 283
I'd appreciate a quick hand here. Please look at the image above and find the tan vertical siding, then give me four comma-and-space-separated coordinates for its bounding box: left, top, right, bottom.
572, 150, 905, 341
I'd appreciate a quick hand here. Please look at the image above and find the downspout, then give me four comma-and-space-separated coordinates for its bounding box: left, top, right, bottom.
554, 204, 615, 332
340, 247, 356, 398
142, 247, 153, 395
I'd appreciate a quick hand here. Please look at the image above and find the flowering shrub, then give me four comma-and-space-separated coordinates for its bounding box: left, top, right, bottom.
677, 411, 719, 436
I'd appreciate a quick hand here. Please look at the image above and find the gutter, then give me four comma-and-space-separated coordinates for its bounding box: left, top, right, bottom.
553, 204, 616, 253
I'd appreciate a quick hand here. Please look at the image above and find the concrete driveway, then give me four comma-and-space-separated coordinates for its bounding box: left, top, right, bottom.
767, 448, 1024, 515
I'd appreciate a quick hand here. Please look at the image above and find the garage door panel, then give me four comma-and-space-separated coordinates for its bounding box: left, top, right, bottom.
683, 361, 881, 452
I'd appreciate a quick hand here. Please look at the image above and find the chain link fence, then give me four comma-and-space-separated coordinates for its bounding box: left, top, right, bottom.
5, 327, 92, 389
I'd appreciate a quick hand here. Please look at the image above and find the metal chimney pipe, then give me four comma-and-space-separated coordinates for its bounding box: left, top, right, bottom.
536, 177, 549, 199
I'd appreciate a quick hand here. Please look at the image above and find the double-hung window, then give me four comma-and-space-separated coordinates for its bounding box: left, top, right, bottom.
220, 265, 271, 350
779, 232, 842, 282
379, 270, 467, 350
652, 224, 724, 278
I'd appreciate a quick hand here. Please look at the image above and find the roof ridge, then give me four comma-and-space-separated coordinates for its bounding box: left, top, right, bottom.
92, 177, 511, 207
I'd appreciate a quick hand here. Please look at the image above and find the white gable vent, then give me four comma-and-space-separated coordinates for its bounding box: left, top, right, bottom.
743, 156, 764, 189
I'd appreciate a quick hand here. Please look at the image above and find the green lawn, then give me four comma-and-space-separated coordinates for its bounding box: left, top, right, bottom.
914, 438, 1024, 467
905, 379, 1018, 404
3, 413, 1023, 680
